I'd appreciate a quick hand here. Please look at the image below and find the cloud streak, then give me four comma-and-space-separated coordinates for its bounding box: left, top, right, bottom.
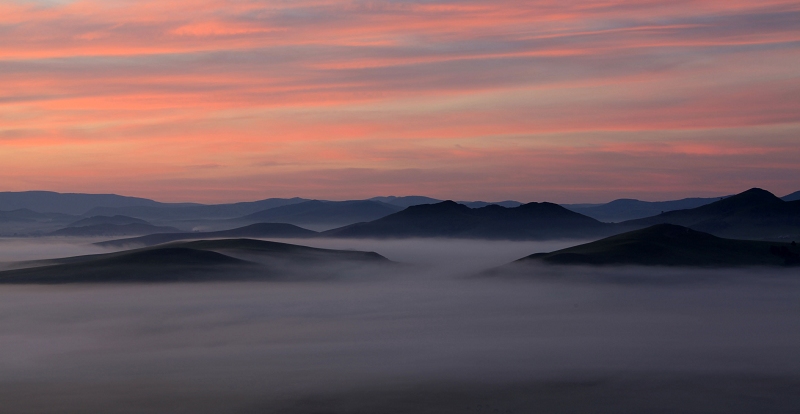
1, 0, 799, 201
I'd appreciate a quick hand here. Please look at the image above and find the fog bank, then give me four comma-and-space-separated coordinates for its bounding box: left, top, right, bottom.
0, 237, 798, 412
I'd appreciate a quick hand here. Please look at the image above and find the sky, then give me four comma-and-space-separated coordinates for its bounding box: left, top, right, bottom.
0, 0, 799, 203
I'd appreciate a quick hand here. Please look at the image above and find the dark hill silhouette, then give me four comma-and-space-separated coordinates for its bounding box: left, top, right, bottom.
508, 224, 799, 268
49, 223, 181, 237
95, 222, 318, 248
0, 238, 390, 284
370, 196, 524, 209
622, 188, 800, 241
784, 190, 800, 202
323, 201, 612, 240
66, 215, 149, 227
235, 200, 401, 227
562, 197, 724, 222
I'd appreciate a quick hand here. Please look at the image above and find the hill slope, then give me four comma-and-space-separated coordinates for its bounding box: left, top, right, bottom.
66, 215, 149, 227
513, 224, 799, 267
324, 201, 613, 240
0, 238, 389, 284
563, 197, 723, 222
49, 223, 181, 237
95, 223, 318, 248
235, 200, 402, 227
0, 191, 169, 215
622, 188, 800, 241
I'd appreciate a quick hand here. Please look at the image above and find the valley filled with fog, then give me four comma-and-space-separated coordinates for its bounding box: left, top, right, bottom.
0, 237, 798, 413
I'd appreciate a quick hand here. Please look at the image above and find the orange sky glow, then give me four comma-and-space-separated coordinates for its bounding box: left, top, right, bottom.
1, 0, 799, 203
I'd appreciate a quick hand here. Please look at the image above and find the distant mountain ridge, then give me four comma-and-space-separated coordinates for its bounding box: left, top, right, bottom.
324, 200, 612, 240
622, 188, 800, 241
0, 191, 174, 215
562, 197, 725, 222
49, 223, 181, 237
234, 200, 401, 227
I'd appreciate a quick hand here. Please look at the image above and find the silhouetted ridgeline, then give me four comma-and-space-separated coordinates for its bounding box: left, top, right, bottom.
96, 223, 318, 248
0, 239, 390, 284
324, 200, 613, 240
233, 200, 402, 226
500, 224, 800, 269
622, 188, 800, 241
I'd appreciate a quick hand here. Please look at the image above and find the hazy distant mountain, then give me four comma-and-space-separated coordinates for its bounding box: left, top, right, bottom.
235, 200, 402, 227
562, 197, 723, 222
371, 196, 524, 209
0, 239, 389, 284
0, 208, 76, 223
0, 191, 171, 215
324, 201, 612, 240
370, 196, 442, 208
85, 197, 309, 220
66, 215, 149, 227
622, 188, 800, 241
784, 191, 800, 202
504, 224, 798, 268
458, 200, 523, 208
49, 223, 180, 237
96, 223, 318, 248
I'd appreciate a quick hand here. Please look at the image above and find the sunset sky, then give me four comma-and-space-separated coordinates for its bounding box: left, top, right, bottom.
1, 0, 799, 203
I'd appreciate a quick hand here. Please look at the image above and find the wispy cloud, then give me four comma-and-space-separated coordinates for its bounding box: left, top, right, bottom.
1, 0, 799, 201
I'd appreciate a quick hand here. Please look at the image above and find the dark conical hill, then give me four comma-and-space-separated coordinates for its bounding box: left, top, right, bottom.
623, 188, 800, 241
514, 224, 799, 267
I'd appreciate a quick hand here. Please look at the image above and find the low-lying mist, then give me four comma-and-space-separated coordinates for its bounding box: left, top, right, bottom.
0, 236, 798, 413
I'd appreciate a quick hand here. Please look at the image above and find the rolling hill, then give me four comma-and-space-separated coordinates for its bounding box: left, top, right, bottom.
0, 238, 390, 284
510, 224, 799, 268
323, 200, 613, 240
95, 222, 318, 248
49, 223, 181, 237
622, 188, 800, 241
562, 197, 724, 222
235, 200, 402, 227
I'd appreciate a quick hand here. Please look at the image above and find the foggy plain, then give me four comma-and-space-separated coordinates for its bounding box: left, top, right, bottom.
0, 237, 799, 413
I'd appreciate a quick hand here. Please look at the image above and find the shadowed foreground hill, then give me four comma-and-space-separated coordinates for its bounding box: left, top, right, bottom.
95, 223, 319, 248
507, 224, 799, 268
0, 239, 389, 284
324, 201, 613, 240
623, 188, 800, 241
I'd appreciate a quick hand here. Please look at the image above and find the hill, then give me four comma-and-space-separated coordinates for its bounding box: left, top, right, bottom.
66, 215, 149, 227
0, 238, 390, 284
0, 208, 76, 223
95, 223, 318, 248
509, 224, 799, 268
622, 188, 800, 241
784, 191, 800, 202
49, 223, 181, 237
235, 200, 402, 227
323, 201, 613, 240
85, 197, 308, 220
563, 197, 723, 222
0, 191, 171, 215
370, 196, 524, 209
